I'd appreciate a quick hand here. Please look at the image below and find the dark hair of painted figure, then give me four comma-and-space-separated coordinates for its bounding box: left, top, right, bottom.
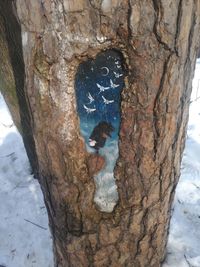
89, 121, 114, 153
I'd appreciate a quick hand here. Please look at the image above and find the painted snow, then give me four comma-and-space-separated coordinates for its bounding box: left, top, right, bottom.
75, 49, 125, 212
0, 60, 200, 266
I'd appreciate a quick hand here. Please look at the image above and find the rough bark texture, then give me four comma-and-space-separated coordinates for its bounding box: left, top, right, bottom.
2, 0, 200, 266
0, 14, 21, 131
0, 1, 39, 175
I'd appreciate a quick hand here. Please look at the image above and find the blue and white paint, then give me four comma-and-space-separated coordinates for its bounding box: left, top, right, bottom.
75, 50, 125, 212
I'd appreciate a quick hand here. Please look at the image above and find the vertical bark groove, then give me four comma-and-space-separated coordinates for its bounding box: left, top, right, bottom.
175, 0, 183, 55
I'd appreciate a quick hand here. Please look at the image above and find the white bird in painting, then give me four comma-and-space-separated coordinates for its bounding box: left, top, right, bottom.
83, 105, 96, 114
96, 83, 110, 93
110, 79, 120, 89
102, 95, 114, 105
87, 92, 94, 104
114, 71, 123, 78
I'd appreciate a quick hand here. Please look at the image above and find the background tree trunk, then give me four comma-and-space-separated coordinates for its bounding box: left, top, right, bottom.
0, 1, 39, 175
1, 0, 200, 266
0, 14, 21, 131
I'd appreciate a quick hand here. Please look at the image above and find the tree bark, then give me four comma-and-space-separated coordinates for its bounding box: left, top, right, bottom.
0, 1, 39, 175
0, 14, 21, 131
1, 0, 200, 266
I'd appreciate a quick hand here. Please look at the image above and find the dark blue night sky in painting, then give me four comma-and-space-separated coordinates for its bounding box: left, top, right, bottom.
75, 50, 124, 151
75, 49, 125, 146
75, 49, 125, 212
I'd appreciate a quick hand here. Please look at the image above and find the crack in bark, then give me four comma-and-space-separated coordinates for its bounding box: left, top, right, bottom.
88, 0, 102, 12
149, 222, 160, 255
158, 166, 163, 200
152, 0, 174, 53
43, 176, 56, 217
127, 0, 132, 43
85, 236, 95, 267
134, 208, 149, 258
174, 0, 183, 56
184, 10, 197, 74
153, 53, 172, 159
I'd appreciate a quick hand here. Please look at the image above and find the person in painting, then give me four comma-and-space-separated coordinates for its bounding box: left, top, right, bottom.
89, 121, 114, 153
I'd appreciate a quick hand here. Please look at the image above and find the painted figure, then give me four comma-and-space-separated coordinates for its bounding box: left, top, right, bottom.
89, 121, 114, 152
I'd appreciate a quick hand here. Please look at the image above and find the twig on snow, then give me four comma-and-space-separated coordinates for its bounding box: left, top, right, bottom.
24, 219, 47, 230
11, 182, 28, 191
0, 152, 15, 158
192, 183, 200, 190
184, 254, 194, 267
0, 121, 13, 128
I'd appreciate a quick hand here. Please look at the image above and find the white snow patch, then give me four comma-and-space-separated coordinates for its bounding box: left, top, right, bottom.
0, 93, 53, 267
101, 0, 112, 12
22, 31, 28, 46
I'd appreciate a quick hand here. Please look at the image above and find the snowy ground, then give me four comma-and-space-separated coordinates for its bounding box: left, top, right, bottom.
0, 98, 53, 266
163, 60, 200, 267
0, 60, 200, 267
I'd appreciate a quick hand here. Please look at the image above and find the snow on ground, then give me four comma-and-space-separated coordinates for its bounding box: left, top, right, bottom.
0, 96, 53, 266
163, 59, 200, 267
0, 60, 200, 266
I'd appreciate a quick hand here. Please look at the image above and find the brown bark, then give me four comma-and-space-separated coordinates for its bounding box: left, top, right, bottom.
0, 1, 39, 175
1, 0, 200, 266
0, 14, 21, 131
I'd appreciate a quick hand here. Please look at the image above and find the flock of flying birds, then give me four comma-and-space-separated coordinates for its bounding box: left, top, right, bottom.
83, 70, 123, 114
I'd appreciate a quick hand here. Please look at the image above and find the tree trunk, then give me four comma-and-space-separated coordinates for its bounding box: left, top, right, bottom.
1, 0, 200, 266
0, 1, 39, 175
0, 14, 21, 131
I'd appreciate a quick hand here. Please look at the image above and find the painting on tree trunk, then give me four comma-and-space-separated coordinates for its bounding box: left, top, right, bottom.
75, 49, 125, 212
